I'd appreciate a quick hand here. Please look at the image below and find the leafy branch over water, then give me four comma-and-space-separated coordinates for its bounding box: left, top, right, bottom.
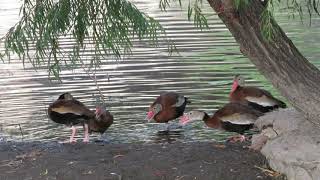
0, 0, 175, 79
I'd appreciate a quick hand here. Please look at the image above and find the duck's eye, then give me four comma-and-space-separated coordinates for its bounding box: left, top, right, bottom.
190, 112, 193, 115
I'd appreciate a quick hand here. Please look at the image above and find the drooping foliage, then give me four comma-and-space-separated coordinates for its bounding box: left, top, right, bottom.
259, 0, 320, 40
0, 0, 175, 78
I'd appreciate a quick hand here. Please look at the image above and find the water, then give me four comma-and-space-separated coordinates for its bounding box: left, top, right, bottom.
0, 0, 319, 143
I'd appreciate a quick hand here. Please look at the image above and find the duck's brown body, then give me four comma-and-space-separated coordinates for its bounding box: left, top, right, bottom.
180, 103, 263, 134
48, 93, 94, 143
204, 103, 263, 134
48, 93, 113, 142
147, 92, 190, 123
88, 109, 113, 134
230, 75, 286, 113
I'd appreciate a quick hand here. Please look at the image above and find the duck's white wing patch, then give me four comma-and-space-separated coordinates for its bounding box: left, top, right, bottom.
245, 95, 277, 107
220, 113, 255, 125
171, 95, 185, 108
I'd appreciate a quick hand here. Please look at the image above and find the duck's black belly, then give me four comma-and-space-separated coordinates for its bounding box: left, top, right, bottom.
49, 111, 88, 126
221, 122, 253, 134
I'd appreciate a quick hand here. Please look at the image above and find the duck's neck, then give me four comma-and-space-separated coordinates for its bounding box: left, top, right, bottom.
203, 113, 222, 129
230, 80, 239, 96
100, 113, 109, 121
202, 112, 210, 122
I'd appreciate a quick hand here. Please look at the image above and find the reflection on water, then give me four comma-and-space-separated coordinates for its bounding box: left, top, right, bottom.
0, 0, 319, 143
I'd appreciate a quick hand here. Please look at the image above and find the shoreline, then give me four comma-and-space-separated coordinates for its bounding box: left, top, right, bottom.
0, 141, 285, 180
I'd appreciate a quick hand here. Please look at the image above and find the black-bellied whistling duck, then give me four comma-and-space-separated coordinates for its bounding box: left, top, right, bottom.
88, 105, 113, 134
230, 75, 286, 113
48, 93, 94, 143
146, 92, 190, 123
179, 102, 264, 142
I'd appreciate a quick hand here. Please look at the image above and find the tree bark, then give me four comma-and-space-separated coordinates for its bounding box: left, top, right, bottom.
206, 0, 320, 126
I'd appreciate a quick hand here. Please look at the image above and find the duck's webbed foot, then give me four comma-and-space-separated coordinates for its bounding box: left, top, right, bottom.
227, 134, 246, 143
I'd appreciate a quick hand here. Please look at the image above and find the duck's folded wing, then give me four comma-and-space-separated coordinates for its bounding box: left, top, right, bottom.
50, 100, 94, 117
245, 95, 279, 107
220, 113, 256, 125
171, 95, 186, 107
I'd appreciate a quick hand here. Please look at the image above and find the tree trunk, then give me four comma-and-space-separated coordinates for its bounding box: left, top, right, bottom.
206, 0, 320, 126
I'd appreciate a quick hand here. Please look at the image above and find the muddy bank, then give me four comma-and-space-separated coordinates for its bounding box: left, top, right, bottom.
0, 141, 283, 180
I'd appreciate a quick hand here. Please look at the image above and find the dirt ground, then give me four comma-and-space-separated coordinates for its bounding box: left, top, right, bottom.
0, 141, 285, 180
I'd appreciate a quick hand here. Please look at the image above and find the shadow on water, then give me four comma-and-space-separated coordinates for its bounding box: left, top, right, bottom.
0, 0, 319, 144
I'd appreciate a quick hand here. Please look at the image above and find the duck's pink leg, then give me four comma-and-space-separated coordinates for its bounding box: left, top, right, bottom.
228, 135, 246, 143
83, 123, 89, 143
69, 126, 77, 143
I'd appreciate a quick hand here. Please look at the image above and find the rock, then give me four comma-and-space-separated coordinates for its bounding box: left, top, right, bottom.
252, 108, 320, 180
254, 108, 308, 135
250, 134, 268, 151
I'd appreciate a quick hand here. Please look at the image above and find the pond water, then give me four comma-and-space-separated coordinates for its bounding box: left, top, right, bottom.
0, 0, 319, 143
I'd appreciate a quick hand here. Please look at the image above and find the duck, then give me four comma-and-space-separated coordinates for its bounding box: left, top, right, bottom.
179, 102, 264, 142
146, 92, 190, 123
88, 105, 113, 134
230, 75, 286, 113
48, 93, 95, 143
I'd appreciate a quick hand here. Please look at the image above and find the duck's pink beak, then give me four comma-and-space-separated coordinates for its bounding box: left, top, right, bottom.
146, 111, 155, 122
231, 80, 238, 93
95, 108, 101, 119
179, 115, 190, 126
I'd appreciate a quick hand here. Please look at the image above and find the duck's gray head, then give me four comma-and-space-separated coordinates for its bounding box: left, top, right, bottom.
179, 110, 206, 125
146, 103, 162, 122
